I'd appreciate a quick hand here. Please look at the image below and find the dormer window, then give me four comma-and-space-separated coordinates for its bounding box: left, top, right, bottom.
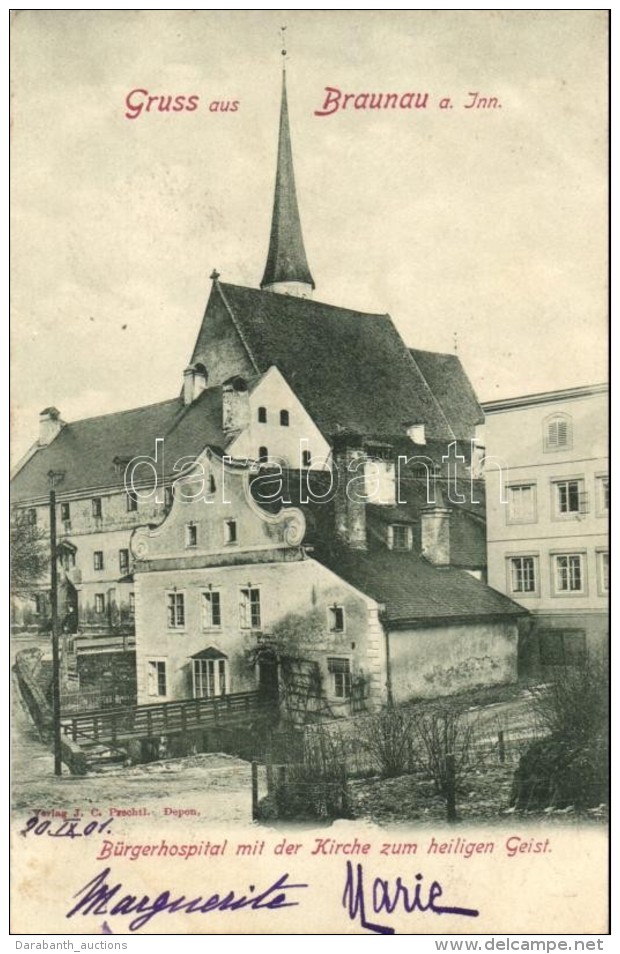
388, 524, 412, 551
407, 424, 426, 445
544, 413, 572, 452
280, 409, 290, 427
258, 406, 267, 424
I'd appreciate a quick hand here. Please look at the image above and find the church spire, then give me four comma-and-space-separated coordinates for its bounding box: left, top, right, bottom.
260, 60, 315, 297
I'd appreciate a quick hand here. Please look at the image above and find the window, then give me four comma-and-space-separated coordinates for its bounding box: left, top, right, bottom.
539, 630, 586, 667
92, 497, 102, 519
193, 657, 227, 698
280, 409, 290, 427
62, 549, 76, 570
164, 486, 174, 509
507, 484, 537, 523
167, 592, 185, 628
544, 414, 572, 451
596, 476, 609, 515
27, 508, 37, 526
94, 594, 105, 614
186, 523, 198, 548
208, 473, 217, 495
328, 605, 345, 633
224, 519, 237, 544
388, 525, 412, 551
302, 449, 312, 467
60, 502, 70, 522
407, 424, 426, 445
240, 587, 261, 629
147, 660, 167, 697
258, 446, 269, 463
93, 551, 104, 571
597, 551, 609, 594
257, 406, 267, 424
126, 491, 139, 512
553, 554, 586, 594
553, 479, 586, 517
119, 549, 129, 573
33, 594, 45, 615
129, 593, 135, 617
202, 590, 222, 628
327, 657, 351, 699
509, 556, 537, 594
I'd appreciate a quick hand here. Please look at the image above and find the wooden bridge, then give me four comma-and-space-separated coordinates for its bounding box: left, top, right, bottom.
61, 690, 276, 748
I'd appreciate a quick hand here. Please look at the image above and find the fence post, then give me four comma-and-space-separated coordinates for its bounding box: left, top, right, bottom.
446, 753, 457, 823
498, 730, 506, 764
251, 760, 259, 820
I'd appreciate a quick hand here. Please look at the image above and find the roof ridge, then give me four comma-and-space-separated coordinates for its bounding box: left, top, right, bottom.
64, 395, 182, 427
219, 282, 390, 321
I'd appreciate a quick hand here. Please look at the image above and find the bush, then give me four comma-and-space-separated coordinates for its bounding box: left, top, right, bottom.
512, 657, 609, 810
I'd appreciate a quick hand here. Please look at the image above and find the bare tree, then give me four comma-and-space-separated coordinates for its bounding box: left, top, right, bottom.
358, 706, 415, 777
412, 703, 480, 822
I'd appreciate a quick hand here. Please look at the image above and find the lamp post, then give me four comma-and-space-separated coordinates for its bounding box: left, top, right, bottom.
48, 471, 63, 776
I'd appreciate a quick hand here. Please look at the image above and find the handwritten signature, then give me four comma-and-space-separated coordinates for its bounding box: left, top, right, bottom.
66, 867, 308, 931
65, 863, 479, 933
343, 861, 480, 935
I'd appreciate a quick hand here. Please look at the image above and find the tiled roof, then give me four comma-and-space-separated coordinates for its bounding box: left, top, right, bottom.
315, 547, 525, 625
195, 282, 456, 443
11, 388, 226, 502
409, 348, 484, 437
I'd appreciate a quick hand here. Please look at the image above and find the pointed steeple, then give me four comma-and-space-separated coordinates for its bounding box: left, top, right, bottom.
260, 67, 315, 297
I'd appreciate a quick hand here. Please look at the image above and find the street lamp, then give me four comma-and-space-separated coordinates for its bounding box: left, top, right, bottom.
48, 470, 64, 776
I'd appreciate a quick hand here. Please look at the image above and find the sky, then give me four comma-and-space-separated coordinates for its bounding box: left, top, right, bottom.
10, 9, 608, 462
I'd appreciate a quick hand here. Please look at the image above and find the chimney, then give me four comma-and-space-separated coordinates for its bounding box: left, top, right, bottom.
420, 504, 451, 566
222, 377, 250, 435
38, 407, 64, 446
183, 364, 208, 406
333, 437, 367, 550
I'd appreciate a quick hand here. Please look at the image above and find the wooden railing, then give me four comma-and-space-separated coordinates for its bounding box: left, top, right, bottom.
61, 690, 274, 746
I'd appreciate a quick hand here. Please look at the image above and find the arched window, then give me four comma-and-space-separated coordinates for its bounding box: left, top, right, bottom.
544, 413, 572, 452
257, 406, 267, 423
280, 409, 290, 427
258, 446, 269, 463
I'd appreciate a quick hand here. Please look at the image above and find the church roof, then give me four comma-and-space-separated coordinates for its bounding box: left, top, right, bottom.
11, 388, 226, 502
260, 70, 314, 290
199, 281, 457, 443
409, 348, 484, 437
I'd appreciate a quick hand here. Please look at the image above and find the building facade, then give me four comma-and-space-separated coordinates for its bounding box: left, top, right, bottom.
10, 64, 525, 711
483, 384, 609, 672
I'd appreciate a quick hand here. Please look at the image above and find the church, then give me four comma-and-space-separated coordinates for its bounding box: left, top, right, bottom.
11, 66, 526, 713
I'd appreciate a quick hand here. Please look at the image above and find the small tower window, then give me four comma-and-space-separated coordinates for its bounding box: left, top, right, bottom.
280, 409, 290, 427
544, 413, 572, 452
258, 406, 267, 423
